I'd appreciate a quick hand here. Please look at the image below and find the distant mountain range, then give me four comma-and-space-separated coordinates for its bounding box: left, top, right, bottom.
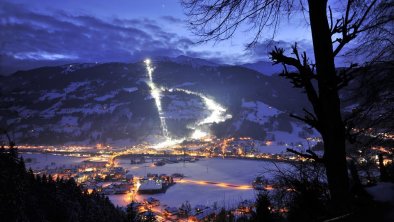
241, 61, 285, 76
0, 56, 337, 146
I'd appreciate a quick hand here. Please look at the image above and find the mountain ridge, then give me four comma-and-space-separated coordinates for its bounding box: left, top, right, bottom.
0, 60, 314, 147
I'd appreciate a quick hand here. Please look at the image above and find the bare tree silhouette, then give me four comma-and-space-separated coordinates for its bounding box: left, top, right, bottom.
182, 0, 393, 209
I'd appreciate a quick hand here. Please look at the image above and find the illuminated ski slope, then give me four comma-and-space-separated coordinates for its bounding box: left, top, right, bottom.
144, 58, 232, 148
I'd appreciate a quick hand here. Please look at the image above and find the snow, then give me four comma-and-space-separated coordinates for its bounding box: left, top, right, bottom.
123, 87, 138, 93
40, 101, 63, 118
61, 63, 96, 74
39, 91, 64, 101
257, 123, 320, 154
105, 138, 138, 147
60, 116, 78, 126
107, 195, 131, 207
20, 154, 292, 210
241, 101, 257, 109
64, 81, 89, 93
21, 153, 89, 170
112, 158, 289, 208
366, 182, 394, 220
139, 180, 163, 190
10, 106, 37, 118
239, 100, 282, 128
73, 93, 96, 100
56, 103, 126, 115
272, 126, 305, 144
166, 98, 204, 119
366, 182, 394, 203
242, 100, 280, 117
55, 116, 79, 133
95, 91, 118, 101
257, 145, 289, 154
173, 82, 196, 88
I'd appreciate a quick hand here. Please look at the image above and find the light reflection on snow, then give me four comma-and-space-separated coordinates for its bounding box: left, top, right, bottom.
170, 88, 232, 140
199, 95, 232, 125
170, 88, 232, 125
152, 138, 185, 149
190, 129, 208, 140
177, 179, 253, 190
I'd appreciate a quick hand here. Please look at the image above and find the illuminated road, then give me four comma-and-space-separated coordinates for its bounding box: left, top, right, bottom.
176, 178, 273, 190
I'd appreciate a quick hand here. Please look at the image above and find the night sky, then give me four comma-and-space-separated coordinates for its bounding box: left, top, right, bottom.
0, 0, 314, 74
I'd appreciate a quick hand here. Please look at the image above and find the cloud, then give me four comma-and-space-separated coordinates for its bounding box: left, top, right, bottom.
0, 2, 323, 75
160, 16, 186, 24
0, 2, 199, 74
12, 51, 78, 61
247, 39, 315, 63
247, 39, 355, 67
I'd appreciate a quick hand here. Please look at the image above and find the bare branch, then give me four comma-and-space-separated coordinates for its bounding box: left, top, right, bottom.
290, 113, 321, 132
286, 148, 324, 163
270, 45, 321, 121
182, 0, 296, 46
332, 0, 381, 57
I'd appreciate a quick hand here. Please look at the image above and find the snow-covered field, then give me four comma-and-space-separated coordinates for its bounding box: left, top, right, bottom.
113, 158, 288, 208
19, 153, 290, 209
20, 153, 89, 170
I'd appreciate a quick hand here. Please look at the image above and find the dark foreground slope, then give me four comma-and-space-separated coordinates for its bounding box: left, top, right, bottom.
0, 147, 127, 222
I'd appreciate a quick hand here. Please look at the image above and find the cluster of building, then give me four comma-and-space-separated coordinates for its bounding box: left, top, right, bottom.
129, 198, 258, 221
156, 137, 316, 162
129, 200, 217, 221
138, 173, 175, 194
31, 159, 136, 195
131, 155, 199, 166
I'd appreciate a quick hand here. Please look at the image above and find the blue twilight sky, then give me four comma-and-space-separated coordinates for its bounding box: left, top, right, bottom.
0, 0, 315, 74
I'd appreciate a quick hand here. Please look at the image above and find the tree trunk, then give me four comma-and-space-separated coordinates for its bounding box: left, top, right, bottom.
307, 0, 350, 207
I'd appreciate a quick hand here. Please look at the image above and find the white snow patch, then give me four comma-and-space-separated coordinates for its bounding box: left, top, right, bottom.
55, 103, 125, 115
241, 100, 281, 125
60, 116, 78, 126
242, 100, 280, 116
61, 64, 96, 74
111, 158, 289, 208
173, 82, 196, 88
21, 153, 89, 170
64, 81, 89, 93
123, 87, 138, 93
95, 91, 118, 101
39, 91, 64, 101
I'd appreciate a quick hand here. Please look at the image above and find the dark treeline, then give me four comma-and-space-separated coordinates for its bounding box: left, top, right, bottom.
213, 162, 393, 222
0, 147, 131, 222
